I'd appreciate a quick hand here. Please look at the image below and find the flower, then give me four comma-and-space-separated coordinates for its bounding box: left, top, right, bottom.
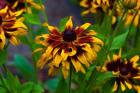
6, 0, 44, 13
35, 17, 103, 79
0, 6, 27, 49
79, 0, 115, 16
103, 50, 140, 92
79, 0, 120, 24
124, 0, 140, 27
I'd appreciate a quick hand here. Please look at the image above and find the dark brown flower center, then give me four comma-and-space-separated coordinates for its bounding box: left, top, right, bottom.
63, 30, 77, 42
0, 16, 2, 25
16, 2, 25, 9
6, 0, 17, 3
119, 66, 129, 75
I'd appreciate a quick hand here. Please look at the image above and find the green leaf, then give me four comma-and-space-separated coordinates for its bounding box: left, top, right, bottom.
24, 14, 41, 25
58, 17, 69, 32
87, 24, 101, 32
101, 15, 112, 35
0, 49, 7, 65
32, 83, 44, 93
13, 54, 35, 80
85, 65, 96, 81
110, 30, 129, 50
0, 88, 7, 93
21, 82, 44, 93
6, 71, 21, 93
97, 72, 113, 83
21, 82, 33, 93
46, 77, 59, 92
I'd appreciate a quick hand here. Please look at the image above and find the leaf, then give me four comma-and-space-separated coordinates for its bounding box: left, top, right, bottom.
46, 77, 59, 92
21, 82, 44, 93
32, 83, 44, 93
21, 82, 33, 93
96, 72, 113, 83
110, 30, 129, 50
24, 13, 41, 25
85, 65, 96, 81
0, 49, 7, 65
58, 17, 69, 32
13, 54, 35, 80
101, 15, 112, 35
87, 24, 101, 32
0, 88, 7, 93
6, 71, 21, 92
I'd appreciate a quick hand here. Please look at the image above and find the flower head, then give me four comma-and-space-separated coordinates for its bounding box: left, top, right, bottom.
0, 6, 27, 49
35, 17, 103, 79
79, 0, 115, 16
6, 0, 44, 13
103, 50, 140, 92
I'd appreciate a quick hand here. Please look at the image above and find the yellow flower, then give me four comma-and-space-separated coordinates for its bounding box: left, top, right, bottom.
103, 50, 140, 92
0, 6, 27, 49
35, 17, 103, 79
6, 0, 44, 14
79, 0, 115, 16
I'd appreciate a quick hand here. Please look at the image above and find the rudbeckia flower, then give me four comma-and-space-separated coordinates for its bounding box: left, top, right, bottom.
0, 6, 27, 49
6, 0, 44, 13
35, 17, 103, 79
79, 0, 115, 16
102, 50, 140, 92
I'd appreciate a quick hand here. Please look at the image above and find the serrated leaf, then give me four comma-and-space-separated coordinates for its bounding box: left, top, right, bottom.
110, 30, 129, 50
24, 14, 41, 25
59, 17, 69, 32
13, 54, 35, 80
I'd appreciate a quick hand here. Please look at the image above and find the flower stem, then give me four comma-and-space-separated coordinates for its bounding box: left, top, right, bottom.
69, 63, 72, 93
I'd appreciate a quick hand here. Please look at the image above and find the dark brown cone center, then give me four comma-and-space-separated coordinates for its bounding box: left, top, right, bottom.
119, 66, 129, 75
63, 30, 77, 42
6, 0, 16, 3
0, 16, 2, 25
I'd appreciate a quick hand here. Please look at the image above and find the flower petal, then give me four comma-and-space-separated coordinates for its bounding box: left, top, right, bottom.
54, 54, 62, 67
120, 82, 126, 91
80, 23, 91, 30
65, 16, 73, 29
112, 81, 118, 92
130, 55, 139, 63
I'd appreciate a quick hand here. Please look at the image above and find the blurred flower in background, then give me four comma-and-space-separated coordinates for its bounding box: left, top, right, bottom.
6, 0, 44, 13
0, 6, 27, 49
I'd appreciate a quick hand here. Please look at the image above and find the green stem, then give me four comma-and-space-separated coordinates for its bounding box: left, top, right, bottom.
69, 63, 72, 93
